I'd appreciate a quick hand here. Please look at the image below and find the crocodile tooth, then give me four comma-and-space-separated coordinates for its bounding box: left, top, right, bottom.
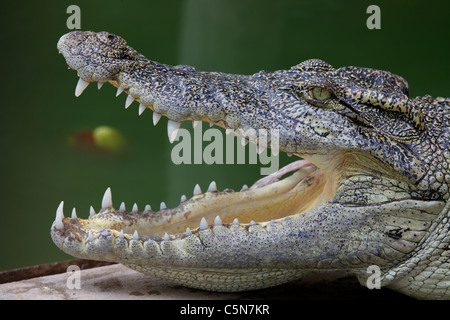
241, 137, 249, 146
192, 120, 201, 128
207, 181, 217, 192
116, 87, 123, 97
250, 220, 256, 226
163, 233, 170, 241
225, 128, 235, 135
233, 218, 239, 225
132, 203, 138, 213
287, 152, 293, 157
125, 95, 134, 109
185, 227, 192, 236
193, 184, 202, 196
54, 201, 65, 230
199, 217, 208, 230
75, 78, 89, 97
214, 215, 222, 226
138, 103, 146, 115
153, 112, 161, 125
167, 120, 181, 143
160, 202, 167, 210
71, 207, 77, 219
209, 121, 214, 127
101, 187, 113, 209
119, 202, 126, 211
144, 204, 151, 212
132, 230, 139, 240
88, 231, 95, 242
180, 194, 187, 203
89, 206, 95, 218
97, 82, 105, 90
240, 184, 248, 191
118, 229, 124, 239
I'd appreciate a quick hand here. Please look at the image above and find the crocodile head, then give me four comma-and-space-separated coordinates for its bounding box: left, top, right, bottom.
52, 31, 450, 298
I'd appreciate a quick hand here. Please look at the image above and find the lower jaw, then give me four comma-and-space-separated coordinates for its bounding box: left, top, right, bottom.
59, 158, 331, 239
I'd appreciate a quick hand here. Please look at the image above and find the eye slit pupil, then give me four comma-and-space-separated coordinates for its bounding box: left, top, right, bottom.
311, 87, 331, 101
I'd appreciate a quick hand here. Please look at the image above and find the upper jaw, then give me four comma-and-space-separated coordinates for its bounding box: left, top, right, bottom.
57, 31, 364, 157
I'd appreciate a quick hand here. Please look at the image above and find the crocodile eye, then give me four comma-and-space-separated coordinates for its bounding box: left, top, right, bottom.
311, 87, 331, 101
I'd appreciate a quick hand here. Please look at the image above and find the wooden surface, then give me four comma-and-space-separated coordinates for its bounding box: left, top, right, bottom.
0, 260, 410, 300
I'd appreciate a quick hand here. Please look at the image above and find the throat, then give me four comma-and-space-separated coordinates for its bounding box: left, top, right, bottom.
301, 150, 413, 205
300, 153, 343, 204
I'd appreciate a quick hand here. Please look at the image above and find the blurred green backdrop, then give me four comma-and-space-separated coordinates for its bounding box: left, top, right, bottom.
0, 0, 449, 271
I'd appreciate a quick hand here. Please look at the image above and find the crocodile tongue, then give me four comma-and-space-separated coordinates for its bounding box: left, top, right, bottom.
249, 159, 316, 189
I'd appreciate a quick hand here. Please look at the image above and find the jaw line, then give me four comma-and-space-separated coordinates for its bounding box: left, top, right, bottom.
52, 155, 332, 242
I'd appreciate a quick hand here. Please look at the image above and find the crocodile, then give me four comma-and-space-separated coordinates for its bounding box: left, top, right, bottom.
52, 31, 450, 299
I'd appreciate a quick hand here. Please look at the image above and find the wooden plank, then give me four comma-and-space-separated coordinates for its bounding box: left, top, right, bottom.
0, 262, 409, 300
0, 259, 113, 284
0, 264, 239, 300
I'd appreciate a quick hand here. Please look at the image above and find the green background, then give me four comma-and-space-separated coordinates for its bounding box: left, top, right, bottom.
0, 0, 449, 271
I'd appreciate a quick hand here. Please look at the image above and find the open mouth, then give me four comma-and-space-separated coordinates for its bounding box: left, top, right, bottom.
53, 129, 332, 242
52, 31, 338, 263
52, 75, 336, 242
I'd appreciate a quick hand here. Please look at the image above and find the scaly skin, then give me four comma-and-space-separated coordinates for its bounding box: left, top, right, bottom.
52, 31, 450, 299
